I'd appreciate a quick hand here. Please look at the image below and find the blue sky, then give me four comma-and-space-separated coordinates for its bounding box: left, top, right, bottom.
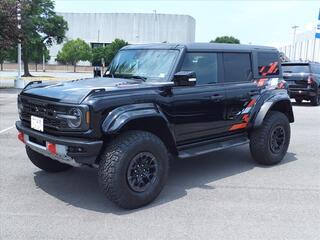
54, 0, 319, 47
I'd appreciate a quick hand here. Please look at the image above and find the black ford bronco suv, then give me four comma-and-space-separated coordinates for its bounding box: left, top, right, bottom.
282, 61, 320, 106
16, 43, 294, 209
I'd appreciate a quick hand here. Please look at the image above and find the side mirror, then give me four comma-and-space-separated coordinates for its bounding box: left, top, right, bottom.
103, 66, 111, 77
173, 71, 196, 86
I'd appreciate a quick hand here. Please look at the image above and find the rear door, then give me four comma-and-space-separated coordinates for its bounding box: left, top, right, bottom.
222, 52, 259, 132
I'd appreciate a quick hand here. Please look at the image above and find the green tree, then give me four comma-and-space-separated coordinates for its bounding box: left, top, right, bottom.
0, 49, 8, 71
30, 42, 50, 71
56, 38, 92, 72
0, 46, 18, 71
0, 0, 19, 71
0, 0, 19, 50
19, 0, 68, 76
210, 36, 240, 44
90, 39, 128, 67
91, 46, 106, 66
104, 39, 128, 66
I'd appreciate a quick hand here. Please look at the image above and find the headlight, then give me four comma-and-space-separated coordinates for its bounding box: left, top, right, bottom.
67, 108, 82, 128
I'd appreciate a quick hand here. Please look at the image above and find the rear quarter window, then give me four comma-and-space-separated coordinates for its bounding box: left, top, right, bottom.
257, 52, 280, 76
282, 64, 310, 73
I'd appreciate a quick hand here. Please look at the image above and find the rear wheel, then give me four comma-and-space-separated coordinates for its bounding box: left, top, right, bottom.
26, 146, 72, 172
98, 131, 169, 209
250, 111, 290, 165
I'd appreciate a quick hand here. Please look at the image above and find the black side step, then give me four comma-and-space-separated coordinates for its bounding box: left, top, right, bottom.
178, 136, 249, 159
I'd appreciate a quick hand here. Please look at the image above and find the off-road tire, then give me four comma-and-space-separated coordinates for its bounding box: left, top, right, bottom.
295, 98, 302, 104
98, 131, 169, 209
250, 111, 290, 165
26, 146, 72, 172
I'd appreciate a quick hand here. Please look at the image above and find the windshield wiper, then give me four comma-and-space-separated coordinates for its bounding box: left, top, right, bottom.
130, 75, 147, 82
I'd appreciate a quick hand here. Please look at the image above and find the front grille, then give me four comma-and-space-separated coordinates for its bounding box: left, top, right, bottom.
20, 97, 68, 131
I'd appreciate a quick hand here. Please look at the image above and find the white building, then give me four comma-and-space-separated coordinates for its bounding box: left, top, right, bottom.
48, 12, 196, 65
279, 29, 320, 62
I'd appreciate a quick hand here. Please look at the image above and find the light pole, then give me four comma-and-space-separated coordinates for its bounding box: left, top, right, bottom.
42, 45, 46, 72
292, 25, 299, 60
153, 10, 157, 42
14, 0, 24, 88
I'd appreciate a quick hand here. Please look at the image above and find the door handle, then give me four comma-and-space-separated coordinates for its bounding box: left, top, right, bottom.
210, 94, 224, 101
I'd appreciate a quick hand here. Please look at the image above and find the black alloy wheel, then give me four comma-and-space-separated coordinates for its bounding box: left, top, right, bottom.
269, 125, 286, 154
127, 152, 159, 193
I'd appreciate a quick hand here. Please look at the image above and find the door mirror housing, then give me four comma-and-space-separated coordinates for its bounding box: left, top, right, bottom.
173, 71, 197, 86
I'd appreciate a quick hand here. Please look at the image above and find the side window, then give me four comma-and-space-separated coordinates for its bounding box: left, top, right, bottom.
257, 52, 280, 76
180, 52, 218, 85
223, 53, 252, 83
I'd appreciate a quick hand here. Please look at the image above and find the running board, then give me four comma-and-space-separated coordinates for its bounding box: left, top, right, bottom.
178, 136, 249, 159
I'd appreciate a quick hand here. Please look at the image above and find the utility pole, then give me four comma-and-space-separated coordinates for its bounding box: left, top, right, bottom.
42, 46, 46, 72
299, 41, 303, 60
292, 25, 299, 60
305, 40, 309, 61
15, 0, 24, 88
312, 38, 317, 61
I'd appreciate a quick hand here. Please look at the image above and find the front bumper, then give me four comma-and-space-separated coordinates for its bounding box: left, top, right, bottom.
16, 121, 103, 166
288, 87, 316, 98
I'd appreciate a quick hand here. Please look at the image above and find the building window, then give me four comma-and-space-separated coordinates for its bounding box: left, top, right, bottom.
91, 43, 104, 49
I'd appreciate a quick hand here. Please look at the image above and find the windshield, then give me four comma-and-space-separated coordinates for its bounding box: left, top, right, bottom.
282, 64, 310, 73
107, 49, 179, 82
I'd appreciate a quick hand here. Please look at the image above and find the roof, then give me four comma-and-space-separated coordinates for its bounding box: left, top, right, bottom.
122, 43, 277, 52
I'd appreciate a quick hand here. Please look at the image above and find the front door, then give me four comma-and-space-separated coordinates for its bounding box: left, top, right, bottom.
171, 52, 227, 145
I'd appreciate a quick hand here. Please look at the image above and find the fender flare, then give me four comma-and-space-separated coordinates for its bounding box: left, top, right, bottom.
102, 103, 172, 134
253, 95, 294, 128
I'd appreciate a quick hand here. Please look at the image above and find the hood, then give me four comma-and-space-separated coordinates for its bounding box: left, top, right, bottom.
22, 77, 158, 104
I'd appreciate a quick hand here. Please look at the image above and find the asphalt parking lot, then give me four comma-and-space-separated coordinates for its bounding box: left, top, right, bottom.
0, 88, 319, 240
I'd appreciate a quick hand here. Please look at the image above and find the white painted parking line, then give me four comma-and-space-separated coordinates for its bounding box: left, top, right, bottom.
0, 125, 14, 134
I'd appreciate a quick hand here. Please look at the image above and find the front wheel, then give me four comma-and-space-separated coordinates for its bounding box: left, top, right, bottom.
250, 111, 290, 165
98, 131, 169, 209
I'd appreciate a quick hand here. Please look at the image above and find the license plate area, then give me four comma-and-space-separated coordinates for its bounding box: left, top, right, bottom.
31, 115, 44, 132
28, 135, 46, 146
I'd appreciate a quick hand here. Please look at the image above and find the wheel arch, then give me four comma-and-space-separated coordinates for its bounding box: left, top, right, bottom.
253, 98, 294, 128
102, 103, 177, 155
